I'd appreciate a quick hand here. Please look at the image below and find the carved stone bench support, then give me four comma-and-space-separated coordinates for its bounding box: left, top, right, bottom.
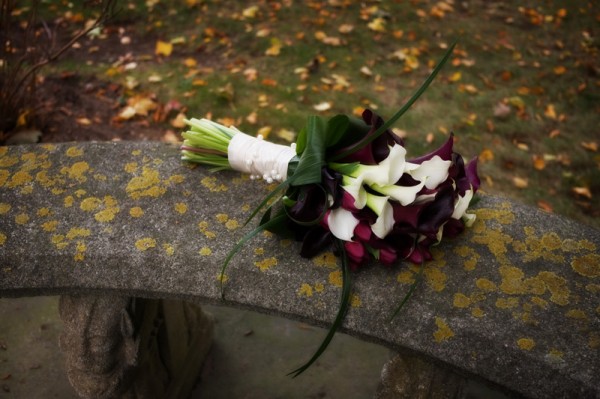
59, 295, 213, 399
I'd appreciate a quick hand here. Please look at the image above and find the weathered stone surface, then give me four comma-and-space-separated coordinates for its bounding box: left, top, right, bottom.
1, 142, 599, 398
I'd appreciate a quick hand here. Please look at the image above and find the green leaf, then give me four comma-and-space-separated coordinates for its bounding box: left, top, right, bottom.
324, 114, 350, 148
389, 256, 424, 321
290, 116, 327, 187
288, 239, 351, 378
331, 42, 456, 162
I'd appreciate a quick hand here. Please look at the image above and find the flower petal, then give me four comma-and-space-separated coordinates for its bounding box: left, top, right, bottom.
327, 207, 360, 241
370, 180, 425, 206
341, 175, 367, 209
452, 189, 474, 220
406, 155, 451, 189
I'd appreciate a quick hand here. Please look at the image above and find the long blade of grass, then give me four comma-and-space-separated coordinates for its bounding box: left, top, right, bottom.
331, 42, 456, 162
219, 213, 288, 298
389, 255, 424, 321
288, 239, 351, 378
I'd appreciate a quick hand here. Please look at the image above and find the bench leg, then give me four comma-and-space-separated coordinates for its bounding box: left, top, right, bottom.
58, 295, 213, 399
376, 353, 467, 399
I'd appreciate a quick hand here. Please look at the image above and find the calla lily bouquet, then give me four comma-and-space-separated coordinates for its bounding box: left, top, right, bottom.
181, 43, 480, 376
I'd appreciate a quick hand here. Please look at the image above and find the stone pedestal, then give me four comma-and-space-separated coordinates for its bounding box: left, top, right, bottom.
59, 295, 213, 399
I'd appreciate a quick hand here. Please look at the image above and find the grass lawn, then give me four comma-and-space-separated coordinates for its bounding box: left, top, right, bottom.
8, 0, 600, 227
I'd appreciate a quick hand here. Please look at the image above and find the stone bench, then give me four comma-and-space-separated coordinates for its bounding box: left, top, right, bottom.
0, 142, 598, 398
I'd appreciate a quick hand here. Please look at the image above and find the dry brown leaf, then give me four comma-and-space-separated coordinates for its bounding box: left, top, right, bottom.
479, 149, 494, 163
513, 176, 528, 188
572, 186, 592, 199
537, 200, 553, 213
581, 141, 598, 152
532, 155, 546, 170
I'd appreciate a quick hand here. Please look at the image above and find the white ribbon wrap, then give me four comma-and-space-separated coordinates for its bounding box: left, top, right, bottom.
228, 133, 297, 183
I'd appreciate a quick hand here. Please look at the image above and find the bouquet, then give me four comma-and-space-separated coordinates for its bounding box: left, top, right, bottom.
180, 44, 480, 376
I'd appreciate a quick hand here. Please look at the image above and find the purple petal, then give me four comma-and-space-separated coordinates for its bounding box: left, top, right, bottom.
409, 134, 454, 164
300, 226, 333, 258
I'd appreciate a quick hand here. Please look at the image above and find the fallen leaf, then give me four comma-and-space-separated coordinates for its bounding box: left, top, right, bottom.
257, 126, 272, 139
313, 102, 332, 112
544, 104, 557, 120
493, 102, 511, 119
155, 40, 173, 57
368, 18, 386, 32
532, 155, 545, 170
581, 141, 598, 152
479, 148, 494, 163
265, 38, 282, 56
537, 200, 553, 212
338, 24, 354, 34
183, 58, 197, 68
513, 177, 529, 188
572, 186, 592, 199
242, 5, 259, 18
360, 66, 373, 77
549, 129, 560, 138
170, 112, 187, 128
449, 71, 461, 82
76, 117, 92, 125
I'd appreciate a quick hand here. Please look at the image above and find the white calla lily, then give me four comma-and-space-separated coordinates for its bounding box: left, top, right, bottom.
341, 175, 368, 209
452, 189, 474, 220
370, 180, 426, 206
366, 193, 395, 238
405, 155, 451, 189
331, 144, 407, 187
327, 207, 360, 241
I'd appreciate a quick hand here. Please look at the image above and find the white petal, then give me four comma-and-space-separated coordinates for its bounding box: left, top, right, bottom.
452, 189, 474, 220
370, 180, 425, 206
327, 207, 360, 241
407, 155, 451, 189
342, 175, 367, 209
365, 193, 394, 239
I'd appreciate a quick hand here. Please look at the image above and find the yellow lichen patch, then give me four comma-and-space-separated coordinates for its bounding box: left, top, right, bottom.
538, 271, 570, 306
199, 247, 212, 256
51, 234, 68, 250
453, 293, 471, 308
424, 263, 447, 292
586, 283, 600, 294
530, 296, 549, 309
541, 232, 562, 251
93, 173, 107, 181
314, 282, 324, 293
279, 239, 292, 247
517, 338, 535, 351
254, 257, 277, 272
571, 254, 600, 278
124, 162, 138, 173
590, 332, 600, 349
174, 202, 188, 214
496, 297, 520, 309
0, 154, 18, 168
397, 270, 415, 284
168, 175, 185, 184
433, 317, 454, 342
476, 278, 497, 292
7, 170, 33, 188
453, 245, 480, 271
126, 167, 167, 199
225, 219, 239, 231
0, 146, 8, 157
328, 270, 343, 287
472, 228, 513, 264
162, 243, 175, 256
74, 241, 87, 261
474, 206, 515, 225
64, 196, 74, 207
132, 149, 142, 156
350, 294, 362, 307
15, 213, 30, 225
66, 227, 91, 240
0, 170, 9, 187
36, 207, 51, 217
42, 220, 58, 232
498, 265, 526, 295
80, 197, 102, 211
262, 230, 273, 238
216, 213, 228, 223
0, 203, 11, 214
254, 247, 264, 255
471, 307, 485, 318
313, 252, 338, 268
565, 309, 587, 320
0, 232, 6, 245
242, 204, 251, 212
217, 273, 228, 283
198, 221, 216, 239
135, 237, 157, 251
74, 189, 87, 198
130, 207, 144, 218
200, 176, 228, 192
60, 161, 90, 182
298, 283, 313, 297
66, 146, 83, 157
